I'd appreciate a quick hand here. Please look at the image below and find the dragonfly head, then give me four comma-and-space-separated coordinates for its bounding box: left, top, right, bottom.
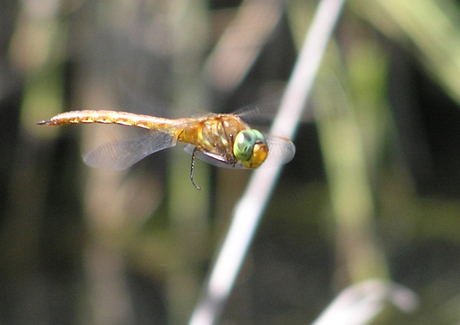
233, 129, 269, 168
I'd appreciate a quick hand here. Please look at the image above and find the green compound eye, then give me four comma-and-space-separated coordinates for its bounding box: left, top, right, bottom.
234, 130, 266, 161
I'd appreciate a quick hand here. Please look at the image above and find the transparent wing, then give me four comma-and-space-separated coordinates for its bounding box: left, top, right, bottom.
84, 131, 176, 170
183, 135, 295, 169
232, 87, 313, 124
232, 105, 272, 127
263, 135, 296, 166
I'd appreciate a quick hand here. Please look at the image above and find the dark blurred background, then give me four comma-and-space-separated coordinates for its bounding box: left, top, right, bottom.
1, 0, 460, 324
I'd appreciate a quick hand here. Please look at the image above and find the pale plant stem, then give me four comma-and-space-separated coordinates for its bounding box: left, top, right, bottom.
188, 0, 347, 324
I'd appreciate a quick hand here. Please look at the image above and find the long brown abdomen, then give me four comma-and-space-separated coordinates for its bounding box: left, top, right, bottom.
37, 110, 178, 132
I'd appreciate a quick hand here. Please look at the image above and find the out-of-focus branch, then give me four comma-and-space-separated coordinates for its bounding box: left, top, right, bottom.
204, 0, 283, 93
188, 0, 346, 324
350, 0, 460, 105
312, 279, 418, 325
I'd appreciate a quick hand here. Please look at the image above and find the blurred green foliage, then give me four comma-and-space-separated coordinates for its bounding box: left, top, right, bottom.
1, 0, 460, 324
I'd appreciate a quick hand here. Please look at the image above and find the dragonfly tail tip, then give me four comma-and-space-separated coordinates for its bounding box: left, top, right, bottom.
36, 120, 51, 125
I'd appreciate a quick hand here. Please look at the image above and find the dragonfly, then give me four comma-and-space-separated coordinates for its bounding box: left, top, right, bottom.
37, 109, 295, 189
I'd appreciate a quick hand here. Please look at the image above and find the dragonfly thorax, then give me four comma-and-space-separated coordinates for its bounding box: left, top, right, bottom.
177, 114, 268, 168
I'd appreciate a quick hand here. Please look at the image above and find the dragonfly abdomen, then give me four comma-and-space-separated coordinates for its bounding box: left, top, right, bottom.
37, 110, 177, 132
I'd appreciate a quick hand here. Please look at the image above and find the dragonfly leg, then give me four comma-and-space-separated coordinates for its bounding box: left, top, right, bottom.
190, 147, 201, 190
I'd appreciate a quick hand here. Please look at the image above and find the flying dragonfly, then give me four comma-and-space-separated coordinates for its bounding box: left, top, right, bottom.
37, 109, 295, 189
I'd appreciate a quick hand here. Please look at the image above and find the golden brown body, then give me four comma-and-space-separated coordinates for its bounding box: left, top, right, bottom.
37, 109, 296, 188
38, 110, 256, 166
